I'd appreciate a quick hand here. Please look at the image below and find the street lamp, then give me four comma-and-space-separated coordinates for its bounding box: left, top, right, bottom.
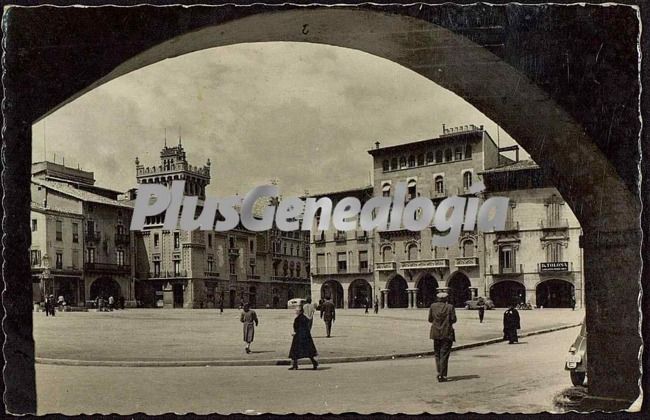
39, 253, 51, 306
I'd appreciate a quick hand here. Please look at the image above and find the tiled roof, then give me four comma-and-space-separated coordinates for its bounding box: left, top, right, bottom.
32, 179, 134, 209
480, 160, 540, 174
30, 200, 84, 216
308, 185, 374, 198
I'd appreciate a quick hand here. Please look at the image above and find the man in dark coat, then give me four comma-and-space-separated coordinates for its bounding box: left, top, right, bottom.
374, 296, 379, 314
428, 292, 456, 382
320, 298, 336, 338
477, 297, 485, 323
503, 303, 521, 344
288, 306, 319, 370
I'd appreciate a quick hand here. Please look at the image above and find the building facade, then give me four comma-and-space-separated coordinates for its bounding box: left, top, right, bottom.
309, 124, 584, 309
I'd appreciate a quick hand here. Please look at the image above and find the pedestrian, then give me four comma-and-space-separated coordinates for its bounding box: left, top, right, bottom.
318, 299, 324, 317
119, 296, 125, 310
288, 305, 319, 370
108, 295, 115, 311
364, 297, 369, 314
374, 296, 379, 314
320, 297, 336, 338
49, 295, 57, 316
571, 295, 576, 311
57, 295, 65, 311
428, 292, 456, 382
303, 297, 316, 330
503, 302, 521, 344
219, 299, 224, 314
45, 296, 53, 316
477, 297, 485, 323
240, 303, 259, 354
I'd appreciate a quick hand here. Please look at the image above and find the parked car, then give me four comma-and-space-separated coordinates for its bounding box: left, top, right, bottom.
465, 297, 494, 310
565, 319, 587, 386
287, 298, 306, 310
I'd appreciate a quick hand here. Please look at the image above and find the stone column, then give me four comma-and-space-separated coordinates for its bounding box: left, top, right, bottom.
407, 288, 418, 308
381, 289, 389, 309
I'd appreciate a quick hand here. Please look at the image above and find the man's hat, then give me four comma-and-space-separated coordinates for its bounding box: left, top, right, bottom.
436, 292, 449, 299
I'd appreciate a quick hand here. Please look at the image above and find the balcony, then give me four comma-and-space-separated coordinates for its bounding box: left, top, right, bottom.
430, 188, 447, 199
312, 265, 371, 275
114, 233, 130, 245
85, 231, 101, 242
313, 235, 326, 246
401, 258, 449, 270
85, 262, 130, 273
455, 257, 479, 267
355, 231, 369, 242
489, 264, 523, 276
457, 186, 474, 196
228, 248, 240, 258
540, 219, 569, 230
375, 261, 397, 271
334, 232, 347, 243
538, 261, 572, 274
148, 270, 188, 278
204, 271, 220, 278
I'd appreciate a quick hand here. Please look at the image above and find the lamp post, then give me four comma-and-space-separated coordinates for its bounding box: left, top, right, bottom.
40, 253, 51, 301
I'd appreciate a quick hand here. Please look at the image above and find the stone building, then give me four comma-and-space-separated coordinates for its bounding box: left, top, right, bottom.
309, 186, 375, 309
132, 142, 310, 308
30, 161, 136, 307
481, 160, 583, 308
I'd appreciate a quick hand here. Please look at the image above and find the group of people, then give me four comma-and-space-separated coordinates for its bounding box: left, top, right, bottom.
239, 297, 340, 370
94, 295, 125, 311
43, 295, 63, 316
429, 292, 521, 382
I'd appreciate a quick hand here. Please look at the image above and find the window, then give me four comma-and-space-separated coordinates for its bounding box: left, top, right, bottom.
463, 172, 473, 190
154, 233, 160, 247
283, 244, 287, 254
407, 179, 417, 201
153, 261, 161, 276
31, 219, 37, 232
86, 248, 95, 264
465, 144, 472, 159
547, 242, 563, 262
462, 240, 474, 257
408, 155, 415, 167
229, 237, 235, 248
382, 246, 392, 262
435, 175, 445, 194
417, 154, 424, 166
359, 251, 368, 271
444, 149, 452, 162
116, 249, 125, 266
230, 261, 236, 275
382, 160, 390, 171
208, 234, 212, 248
174, 260, 181, 276
455, 147, 463, 160
390, 158, 398, 170
382, 182, 391, 197
72, 223, 79, 243
249, 240, 254, 252
86, 220, 95, 235
435, 150, 443, 163
426, 152, 434, 163
55, 252, 63, 269
408, 244, 418, 260
72, 249, 79, 269
174, 232, 180, 249
296, 262, 301, 277
399, 156, 407, 168
207, 256, 214, 272
337, 252, 347, 273
30, 250, 41, 266
499, 246, 513, 271
55, 220, 63, 241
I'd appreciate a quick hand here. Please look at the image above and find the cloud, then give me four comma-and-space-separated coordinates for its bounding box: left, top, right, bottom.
32, 42, 524, 198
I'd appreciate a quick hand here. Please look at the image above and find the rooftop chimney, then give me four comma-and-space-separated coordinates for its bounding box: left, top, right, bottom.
375, 141, 380, 149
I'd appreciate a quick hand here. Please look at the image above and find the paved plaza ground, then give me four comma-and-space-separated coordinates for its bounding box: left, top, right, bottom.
34, 307, 584, 362
36, 326, 582, 414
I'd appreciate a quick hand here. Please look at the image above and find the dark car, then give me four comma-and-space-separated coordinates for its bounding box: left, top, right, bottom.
565, 319, 587, 386
465, 297, 495, 310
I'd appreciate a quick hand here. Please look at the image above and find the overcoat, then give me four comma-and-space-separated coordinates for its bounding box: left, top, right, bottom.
320, 301, 336, 322
428, 301, 457, 341
241, 309, 259, 343
289, 313, 318, 359
503, 308, 521, 340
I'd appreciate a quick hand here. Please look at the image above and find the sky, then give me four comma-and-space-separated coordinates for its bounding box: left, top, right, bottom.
32, 41, 525, 198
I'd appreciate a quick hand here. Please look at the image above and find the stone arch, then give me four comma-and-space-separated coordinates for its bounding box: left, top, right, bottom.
348, 278, 372, 309
89, 277, 122, 301
414, 272, 439, 308
489, 280, 526, 308
321, 279, 344, 309
446, 271, 472, 307
536, 278, 575, 308
386, 274, 408, 308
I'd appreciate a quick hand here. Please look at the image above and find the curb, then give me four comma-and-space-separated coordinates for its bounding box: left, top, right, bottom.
35, 322, 582, 368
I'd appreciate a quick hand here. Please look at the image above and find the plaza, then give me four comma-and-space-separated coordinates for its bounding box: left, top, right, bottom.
34, 308, 583, 363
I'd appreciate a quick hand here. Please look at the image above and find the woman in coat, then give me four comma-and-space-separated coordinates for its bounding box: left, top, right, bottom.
240, 303, 259, 353
503, 303, 521, 344
288, 306, 319, 370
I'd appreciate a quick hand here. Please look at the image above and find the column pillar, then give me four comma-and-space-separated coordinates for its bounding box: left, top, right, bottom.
407, 288, 418, 308
380, 289, 389, 309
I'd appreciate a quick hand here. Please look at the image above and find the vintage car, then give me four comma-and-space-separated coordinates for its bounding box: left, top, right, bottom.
565, 319, 587, 386
287, 298, 306, 310
464, 297, 495, 310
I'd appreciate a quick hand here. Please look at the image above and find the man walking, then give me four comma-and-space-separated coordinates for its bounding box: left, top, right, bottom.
374, 296, 379, 314
320, 298, 336, 338
477, 297, 485, 323
428, 292, 456, 382
303, 297, 316, 330
503, 302, 521, 344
